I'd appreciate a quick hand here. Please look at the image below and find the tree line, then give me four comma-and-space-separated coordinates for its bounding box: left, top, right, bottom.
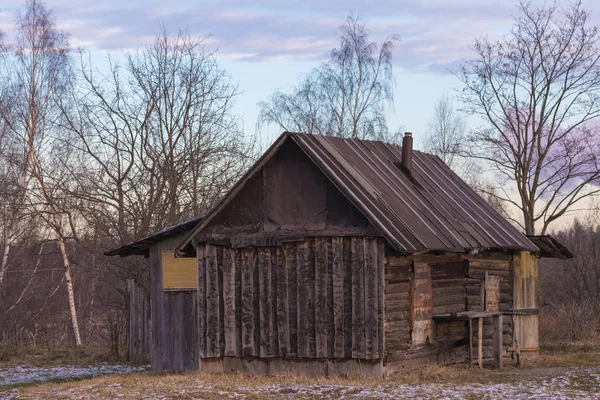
1, 0, 599, 353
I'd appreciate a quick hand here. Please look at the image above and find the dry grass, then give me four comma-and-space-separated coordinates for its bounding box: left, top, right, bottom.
0, 345, 128, 369
3, 341, 600, 399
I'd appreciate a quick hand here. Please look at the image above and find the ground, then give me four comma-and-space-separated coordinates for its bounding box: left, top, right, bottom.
1, 342, 599, 399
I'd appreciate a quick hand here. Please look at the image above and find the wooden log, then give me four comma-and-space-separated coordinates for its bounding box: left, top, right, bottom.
351, 237, 365, 359
315, 238, 328, 358
276, 247, 288, 357
433, 304, 465, 315
331, 237, 345, 358
364, 237, 378, 359
386, 282, 411, 294
433, 286, 465, 297
433, 293, 466, 307
258, 247, 272, 358
241, 248, 256, 357
205, 244, 220, 358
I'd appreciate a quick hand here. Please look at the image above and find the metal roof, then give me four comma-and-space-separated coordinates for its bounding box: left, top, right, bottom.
526, 235, 573, 259
176, 132, 539, 255
105, 216, 203, 257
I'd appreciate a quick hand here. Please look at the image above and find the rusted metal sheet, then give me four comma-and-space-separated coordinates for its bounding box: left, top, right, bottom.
526, 235, 573, 259
291, 133, 538, 254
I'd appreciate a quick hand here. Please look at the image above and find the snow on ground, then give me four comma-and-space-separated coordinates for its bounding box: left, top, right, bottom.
1, 365, 599, 399
0, 363, 148, 387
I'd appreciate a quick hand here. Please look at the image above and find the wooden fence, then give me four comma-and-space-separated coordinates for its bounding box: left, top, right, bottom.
127, 279, 150, 362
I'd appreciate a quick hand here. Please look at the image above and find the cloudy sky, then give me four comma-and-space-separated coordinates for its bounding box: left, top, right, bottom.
0, 0, 598, 148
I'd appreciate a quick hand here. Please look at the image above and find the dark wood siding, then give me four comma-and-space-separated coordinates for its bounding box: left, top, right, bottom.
197, 237, 385, 361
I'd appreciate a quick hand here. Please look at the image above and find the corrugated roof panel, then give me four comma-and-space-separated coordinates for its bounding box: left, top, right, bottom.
291, 133, 537, 253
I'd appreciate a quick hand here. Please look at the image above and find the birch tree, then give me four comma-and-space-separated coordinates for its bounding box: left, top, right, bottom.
424, 94, 466, 169
458, 1, 600, 234
0, 0, 82, 345
258, 14, 398, 140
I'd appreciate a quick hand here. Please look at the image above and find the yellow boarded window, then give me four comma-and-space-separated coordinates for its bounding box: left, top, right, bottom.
162, 252, 197, 290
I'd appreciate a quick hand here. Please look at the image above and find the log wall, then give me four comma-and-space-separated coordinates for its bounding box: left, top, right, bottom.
197, 236, 385, 369
384, 252, 516, 374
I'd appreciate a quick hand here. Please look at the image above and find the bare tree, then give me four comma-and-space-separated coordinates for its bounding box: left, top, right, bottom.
458, 1, 600, 235
259, 14, 398, 140
0, 0, 82, 346
58, 29, 255, 244
425, 94, 466, 169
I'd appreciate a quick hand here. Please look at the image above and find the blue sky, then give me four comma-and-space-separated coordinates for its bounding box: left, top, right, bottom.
0, 0, 598, 149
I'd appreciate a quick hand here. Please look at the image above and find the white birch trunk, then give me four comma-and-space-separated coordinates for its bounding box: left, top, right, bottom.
0, 236, 11, 284
58, 237, 82, 346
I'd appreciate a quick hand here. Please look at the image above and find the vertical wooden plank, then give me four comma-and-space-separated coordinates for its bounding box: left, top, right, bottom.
192, 292, 199, 369
286, 243, 298, 358
315, 237, 328, 358
128, 279, 135, 361
253, 246, 261, 357
343, 237, 353, 358
326, 237, 334, 359
258, 247, 273, 357
377, 239, 385, 361
271, 247, 279, 357
296, 239, 311, 358
351, 237, 365, 359
276, 246, 289, 357
175, 292, 184, 371
222, 247, 237, 356
205, 244, 220, 357
218, 247, 225, 357
331, 237, 344, 358
234, 249, 243, 357
241, 247, 256, 356
494, 314, 503, 368
307, 239, 316, 358
364, 237, 378, 360
142, 292, 148, 361
197, 245, 207, 358
478, 317, 483, 369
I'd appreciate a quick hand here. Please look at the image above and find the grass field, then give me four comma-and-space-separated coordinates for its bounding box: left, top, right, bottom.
1, 341, 599, 399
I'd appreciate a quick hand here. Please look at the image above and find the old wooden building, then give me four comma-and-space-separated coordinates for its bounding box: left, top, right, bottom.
107, 132, 571, 376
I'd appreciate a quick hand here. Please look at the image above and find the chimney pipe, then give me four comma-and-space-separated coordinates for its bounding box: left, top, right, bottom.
402, 132, 413, 173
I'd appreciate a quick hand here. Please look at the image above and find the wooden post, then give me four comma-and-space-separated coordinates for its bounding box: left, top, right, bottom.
469, 318, 473, 364
478, 317, 483, 369
494, 314, 503, 368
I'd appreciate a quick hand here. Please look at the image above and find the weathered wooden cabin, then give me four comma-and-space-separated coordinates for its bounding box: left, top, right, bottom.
107, 132, 571, 376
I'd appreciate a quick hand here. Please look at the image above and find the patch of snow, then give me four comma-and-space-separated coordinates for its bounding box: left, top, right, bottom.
0, 363, 148, 387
